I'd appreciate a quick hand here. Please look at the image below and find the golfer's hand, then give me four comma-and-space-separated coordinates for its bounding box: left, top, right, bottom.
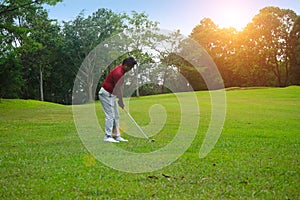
118, 99, 124, 109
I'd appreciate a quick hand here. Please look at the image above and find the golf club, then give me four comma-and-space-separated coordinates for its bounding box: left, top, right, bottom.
123, 108, 155, 142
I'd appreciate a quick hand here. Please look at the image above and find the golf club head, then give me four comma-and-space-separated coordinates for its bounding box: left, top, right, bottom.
148, 138, 155, 143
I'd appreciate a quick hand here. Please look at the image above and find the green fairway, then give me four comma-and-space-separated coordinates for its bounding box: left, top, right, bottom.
0, 87, 299, 199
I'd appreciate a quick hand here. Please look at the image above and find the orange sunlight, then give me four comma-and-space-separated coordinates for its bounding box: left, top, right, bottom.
214, 1, 251, 30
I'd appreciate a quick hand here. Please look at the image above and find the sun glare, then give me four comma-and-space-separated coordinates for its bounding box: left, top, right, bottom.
214, 2, 250, 30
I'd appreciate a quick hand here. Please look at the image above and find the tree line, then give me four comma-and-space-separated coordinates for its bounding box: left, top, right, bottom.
1, 0, 300, 104
190, 7, 300, 89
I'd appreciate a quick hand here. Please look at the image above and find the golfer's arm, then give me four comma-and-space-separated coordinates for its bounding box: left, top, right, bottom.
117, 85, 124, 100
114, 74, 124, 100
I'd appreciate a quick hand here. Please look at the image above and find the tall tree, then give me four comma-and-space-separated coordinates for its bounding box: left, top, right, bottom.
289, 16, 300, 85
62, 8, 125, 103
190, 18, 236, 88
245, 7, 297, 86
0, 0, 62, 99
122, 11, 160, 96
190, 18, 219, 52
20, 10, 61, 101
232, 23, 274, 86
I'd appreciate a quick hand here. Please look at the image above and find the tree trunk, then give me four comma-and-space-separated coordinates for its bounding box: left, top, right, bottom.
161, 70, 168, 94
40, 65, 44, 101
136, 66, 140, 97
87, 80, 94, 103
284, 59, 290, 86
273, 56, 282, 87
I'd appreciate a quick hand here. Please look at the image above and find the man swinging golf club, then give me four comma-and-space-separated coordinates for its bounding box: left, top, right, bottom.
99, 56, 137, 143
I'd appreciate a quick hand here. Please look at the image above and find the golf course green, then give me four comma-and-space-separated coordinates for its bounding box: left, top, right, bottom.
0, 86, 299, 199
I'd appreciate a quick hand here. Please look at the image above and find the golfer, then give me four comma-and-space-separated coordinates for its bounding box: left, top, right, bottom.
99, 57, 137, 143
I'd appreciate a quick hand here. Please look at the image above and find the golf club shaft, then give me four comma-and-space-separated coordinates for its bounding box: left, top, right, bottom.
123, 109, 149, 140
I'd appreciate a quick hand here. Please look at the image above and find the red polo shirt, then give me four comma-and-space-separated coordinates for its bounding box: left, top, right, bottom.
102, 64, 125, 95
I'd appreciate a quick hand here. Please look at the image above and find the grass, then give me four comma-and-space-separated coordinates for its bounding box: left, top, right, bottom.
0, 86, 299, 199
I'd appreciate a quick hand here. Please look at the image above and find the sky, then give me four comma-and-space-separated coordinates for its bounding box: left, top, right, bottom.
45, 0, 300, 36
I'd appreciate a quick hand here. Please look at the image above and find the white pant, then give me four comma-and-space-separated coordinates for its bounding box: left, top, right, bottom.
99, 87, 120, 137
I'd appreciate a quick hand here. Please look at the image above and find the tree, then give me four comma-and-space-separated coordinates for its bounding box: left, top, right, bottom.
148, 30, 202, 92
62, 8, 125, 103
20, 9, 61, 101
190, 18, 219, 52
231, 24, 274, 87
290, 16, 300, 85
245, 7, 298, 86
122, 11, 160, 97
0, 0, 61, 16
190, 8, 299, 88
0, 0, 62, 99
0, 51, 22, 98
190, 18, 236, 88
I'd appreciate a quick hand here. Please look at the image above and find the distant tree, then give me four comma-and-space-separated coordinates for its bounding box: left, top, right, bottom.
62, 9, 125, 103
122, 11, 160, 96
0, 52, 22, 98
232, 24, 274, 86
20, 10, 61, 101
244, 7, 298, 87
190, 18, 237, 88
0, 0, 62, 99
149, 30, 187, 93
190, 18, 219, 52
190, 7, 299, 88
290, 16, 300, 85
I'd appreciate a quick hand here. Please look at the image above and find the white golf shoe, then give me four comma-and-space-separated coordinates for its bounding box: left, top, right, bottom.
103, 136, 119, 143
114, 136, 128, 142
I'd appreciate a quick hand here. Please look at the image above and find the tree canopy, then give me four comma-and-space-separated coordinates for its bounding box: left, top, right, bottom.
190, 6, 299, 88
0, 3, 299, 104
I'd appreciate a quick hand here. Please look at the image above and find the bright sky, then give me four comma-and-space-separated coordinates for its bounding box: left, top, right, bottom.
45, 0, 300, 35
